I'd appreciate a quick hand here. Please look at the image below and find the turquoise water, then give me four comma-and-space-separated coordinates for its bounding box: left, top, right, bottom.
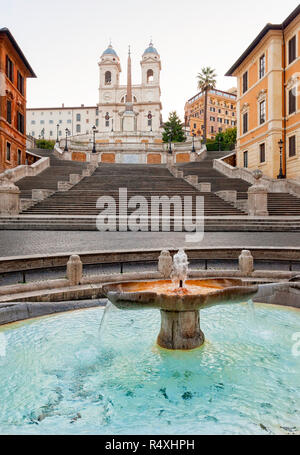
0, 302, 299, 435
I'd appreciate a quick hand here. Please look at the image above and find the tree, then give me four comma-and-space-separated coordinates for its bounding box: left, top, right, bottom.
197, 67, 217, 144
206, 127, 237, 151
162, 111, 186, 143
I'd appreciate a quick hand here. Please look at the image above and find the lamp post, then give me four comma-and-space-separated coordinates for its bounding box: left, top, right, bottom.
277, 139, 285, 179
218, 135, 222, 152
56, 124, 59, 143
148, 111, 153, 132
168, 130, 172, 154
64, 128, 69, 152
111, 118, 114, 133
92, 125, 97, 153
191, 130, 196, 153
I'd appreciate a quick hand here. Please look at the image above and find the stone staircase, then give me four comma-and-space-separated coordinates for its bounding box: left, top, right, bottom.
22, 163, 243, 217
177, 151, 300, 217
17, 149, 88, 199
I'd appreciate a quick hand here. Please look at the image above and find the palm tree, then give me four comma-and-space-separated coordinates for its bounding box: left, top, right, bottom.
197, 67, 217, 144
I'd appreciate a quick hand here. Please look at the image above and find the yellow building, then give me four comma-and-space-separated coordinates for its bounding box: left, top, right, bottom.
226, 5, 300, 179
184, 88, 237, 139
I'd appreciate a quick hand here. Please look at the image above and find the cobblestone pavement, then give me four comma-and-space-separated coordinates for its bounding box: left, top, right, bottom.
1, 230, 300, 257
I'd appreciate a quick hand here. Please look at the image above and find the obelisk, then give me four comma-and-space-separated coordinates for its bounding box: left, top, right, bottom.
122, 45, 135, 131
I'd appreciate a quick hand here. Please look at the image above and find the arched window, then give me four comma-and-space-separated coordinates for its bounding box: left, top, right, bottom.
147, 69, 154, 83
105, 71, 111, 85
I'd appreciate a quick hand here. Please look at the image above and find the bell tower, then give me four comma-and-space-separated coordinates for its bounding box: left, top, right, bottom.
98, 43, 121, 104
141, 41, 161, 86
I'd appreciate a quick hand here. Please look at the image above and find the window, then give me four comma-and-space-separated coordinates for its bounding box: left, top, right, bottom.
218, 127, 222, 133
288, 36, 296, 64
76, 113, 81, 122
259, 100, 266, 124
50, 131, 53, 136
17, 149, 22, 165
86, 119, 89, 123
6, 100, 12, 124
59, 120, 62, 124
259, 54, 265, 78
96, 118, 99, 127
289, 135, 296, 157
6, 142, 11, 161
76, 124, 81, 133
242, 72, 248, 93
5, 55, 13, 82
67, 119, 71, 124
105, 71, 112, 85
210, 116, 215, 121
259, 143, 266, 163
289, 88, 296, 114
17, 71, 24, 94
32, 131, 35, 137
40, 120, 45, 124
59, 130, 62, 136
218, 109, 221, 114
243, 151, 248, 168
243, 112, 248, 134
210, 126, 214, 133
17, 112, 24, 134
147, 69, 154, 83
49, 120, 53, 124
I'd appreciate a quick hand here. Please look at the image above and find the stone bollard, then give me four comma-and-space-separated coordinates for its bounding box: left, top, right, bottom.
67, 254, 83, 286
69, 174, 81, 185
239, 250, 254, 275
247, 169, 269, 216
198, 182, 211, 192
186, 175, 199, 186
0, 173, 20, 215
158, 250, 173, 278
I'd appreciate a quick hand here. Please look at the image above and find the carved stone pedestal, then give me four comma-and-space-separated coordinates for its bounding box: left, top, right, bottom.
157, 309, 205, 350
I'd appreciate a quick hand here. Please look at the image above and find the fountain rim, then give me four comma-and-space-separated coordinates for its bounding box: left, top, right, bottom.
103, 278, 259, 311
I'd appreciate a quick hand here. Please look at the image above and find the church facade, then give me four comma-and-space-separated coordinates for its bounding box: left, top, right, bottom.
98, 42, 162, 135
26, 42, 163, 143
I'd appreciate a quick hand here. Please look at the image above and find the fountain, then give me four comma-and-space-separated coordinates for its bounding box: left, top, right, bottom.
103, 249, 258, 350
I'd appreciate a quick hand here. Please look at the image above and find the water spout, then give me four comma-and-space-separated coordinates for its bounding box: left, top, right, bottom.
171, 249, 189, 289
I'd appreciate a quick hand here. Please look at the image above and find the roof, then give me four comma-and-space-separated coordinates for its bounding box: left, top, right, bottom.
143, 42, 159, 55
102, 44, 118, 57
225, 4, 300, 76
187, 88, 237, 103
0, 28, 36, 77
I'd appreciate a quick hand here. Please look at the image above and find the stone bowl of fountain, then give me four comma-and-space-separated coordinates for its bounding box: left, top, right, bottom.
103, 249, 258, 351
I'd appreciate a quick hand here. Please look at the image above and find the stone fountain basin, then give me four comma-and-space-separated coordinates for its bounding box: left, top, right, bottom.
103, 278, 258, 311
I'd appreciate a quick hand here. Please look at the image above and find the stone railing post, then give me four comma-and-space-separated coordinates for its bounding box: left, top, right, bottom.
239, 250, 254, 275
0, 173, 20, 215
247, 169, 269, 216
67, 254, 83, 286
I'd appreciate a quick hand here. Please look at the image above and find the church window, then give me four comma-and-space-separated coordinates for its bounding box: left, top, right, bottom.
105, 71, 112, 85
147, 69, 154, 83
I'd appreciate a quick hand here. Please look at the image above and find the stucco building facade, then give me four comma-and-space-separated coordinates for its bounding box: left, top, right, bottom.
226, 4, 300, 180
0, 28, 36, 172
184, 88, 237, 140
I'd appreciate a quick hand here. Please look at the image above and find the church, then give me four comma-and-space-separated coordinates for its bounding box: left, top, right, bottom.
26, 42, 163, 144
97, 42, 163, 139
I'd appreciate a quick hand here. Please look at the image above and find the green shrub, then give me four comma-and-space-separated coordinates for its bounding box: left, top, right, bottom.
36, 139, 55, 150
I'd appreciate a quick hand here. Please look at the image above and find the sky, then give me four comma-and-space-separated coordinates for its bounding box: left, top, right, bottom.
1, 0, 299, 120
